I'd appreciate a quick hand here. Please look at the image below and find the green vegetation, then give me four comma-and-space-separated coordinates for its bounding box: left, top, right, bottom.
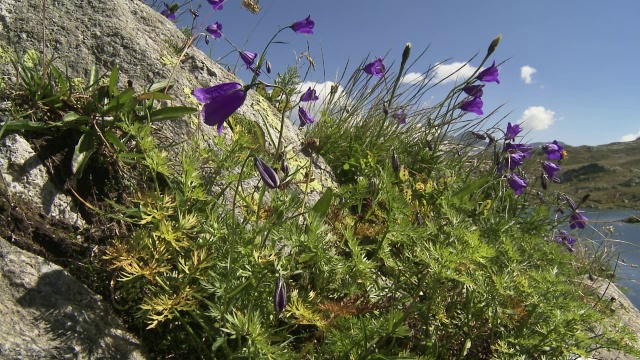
0, 5, 638, 359
542, 141, 640, 209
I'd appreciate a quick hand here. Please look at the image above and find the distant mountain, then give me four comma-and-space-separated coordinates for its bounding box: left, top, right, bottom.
539, 139, 640, 209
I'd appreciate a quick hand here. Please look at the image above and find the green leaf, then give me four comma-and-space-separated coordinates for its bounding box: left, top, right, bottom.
108, 64, 119, 96
137, 92, 173, 101
311, 187, 333, 220
88, 64, 100, 93
72, 131, 97, 178
63, 112, 91, 123
102, 87, 134, 114
103, 131, 127, 151
147, 106, 197, 122
148, 79, 175, 93
0, 120, 53, 132
452, 177, 491, 200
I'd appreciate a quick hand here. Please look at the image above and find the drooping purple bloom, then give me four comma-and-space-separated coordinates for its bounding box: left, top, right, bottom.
508, 173, 528, 195
207, 0, 224, 10
554, 230, 576, 245
300, 87, 319, 102
393, 110, 407, 124
508, 152, 526, 170
298, 107, 315, 127
193, 83, 246, 135
239, 51, 257, 68
505, 122, 522, 141
205, 22, 222, 39
462, 84, 484, 98
290, 15, 314, 34
460, 97, 484, 115
543, 140, 565, 161
542, 161, 561, 179
274, 274, 287, 314
476, 60, 500, 84
569, 211, 588, 229
364, 58, 386, 78
504, 142, 533, 157
254, 157, 280, 189
161, 4, 177, 20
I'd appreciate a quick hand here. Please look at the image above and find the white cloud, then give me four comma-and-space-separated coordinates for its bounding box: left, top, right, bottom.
620, 130, 640, 142
520, 65, 537, 84
400, 72, 425, 84
519, 106, 556, 130
294, 81, 347, 122
400, 62, 479, 85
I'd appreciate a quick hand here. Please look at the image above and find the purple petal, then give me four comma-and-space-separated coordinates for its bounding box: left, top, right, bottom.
291, 15, 314, 34
192, 82, 242, 103
460, 97, 484, 115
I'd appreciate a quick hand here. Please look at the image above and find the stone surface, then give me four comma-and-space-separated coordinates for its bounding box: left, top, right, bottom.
0, 134, 85, 228
0, 236, 145, 359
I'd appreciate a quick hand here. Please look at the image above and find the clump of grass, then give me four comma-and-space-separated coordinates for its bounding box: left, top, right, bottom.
1, 3, 638, 360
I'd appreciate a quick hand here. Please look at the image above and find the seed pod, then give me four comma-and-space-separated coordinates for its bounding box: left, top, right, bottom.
189, 8, 199, 18
392, 150, 400, 173
274, 274, 287, 314
254, 157, 280, 189
541, 173, 548, 190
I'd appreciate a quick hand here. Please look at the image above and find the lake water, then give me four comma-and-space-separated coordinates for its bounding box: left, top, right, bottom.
576, 209, 640, 307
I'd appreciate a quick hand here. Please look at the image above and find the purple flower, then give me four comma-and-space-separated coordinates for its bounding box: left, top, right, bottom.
508, 152, 526, 170
205, 22, 222, 39
249, 66, 261, 77
239, 51, 257, 68
476, 60, 500, 84
290, 15, 314, 34
543, 140, 565, 161
569, 211, 588, 229
298, 107, 315, 127
207, 0, 224, 10
300, 87, 319, 102
254, 157, 280, 189
192, 83, 246, 135
542, 161, 560, 179
161, 4, 177, 20
364, 58, 386, 78
393, 110, 407, 124
554, 230, 576, 245
462, 84, 484, 98
504, 142, 533, 156
508, 173, 528, 195
274, 274, 287, 314
460, 97, 484, 115
505, 122, 522, 141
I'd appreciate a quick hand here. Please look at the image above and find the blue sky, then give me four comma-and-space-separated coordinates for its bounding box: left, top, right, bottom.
167, 0, 640, 146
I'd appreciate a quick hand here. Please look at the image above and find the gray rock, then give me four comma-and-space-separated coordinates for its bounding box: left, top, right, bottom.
0, 236, 145, 359
0, 134, 85, 228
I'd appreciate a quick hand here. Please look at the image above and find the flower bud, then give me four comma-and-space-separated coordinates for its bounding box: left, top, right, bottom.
274, 274, 287, 314
265, 60, 272, 74
471, 131, 487, 141
392, 150, 400, 173
541, 173, 548, 190
254, 157, 280, 189
402, 42, 412, 65
204, 35, 210, 45
281, 157, 289, 177
189, 8, 199, 18
487, 34, 502, 56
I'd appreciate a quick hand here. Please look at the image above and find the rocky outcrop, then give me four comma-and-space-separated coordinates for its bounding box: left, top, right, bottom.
0, 235, 145, 359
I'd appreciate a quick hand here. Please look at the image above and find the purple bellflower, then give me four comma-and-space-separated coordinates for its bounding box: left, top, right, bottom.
462, 84, 484, 98
509, 173, 528, 195
161, 4, 177, 20
300, 87, 319, 102
254, 157, 280, 189
193, 83, 246, 135
505, 122, 522, 141
290, 15, 314, 34
460, 97, 484, 115
508, 152, 526, 170
205, 22, 222, 39
542, 161, 561, 180
543, 140, 565, 161
393, 110, 407, 124
274, 274, 287, 314
476, 60, 500, 84
239, 51, 257, 68
364, 58, 386, 78
569, 211, 588, 229
207, 0, 224, 10
298, 107, 315, 127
